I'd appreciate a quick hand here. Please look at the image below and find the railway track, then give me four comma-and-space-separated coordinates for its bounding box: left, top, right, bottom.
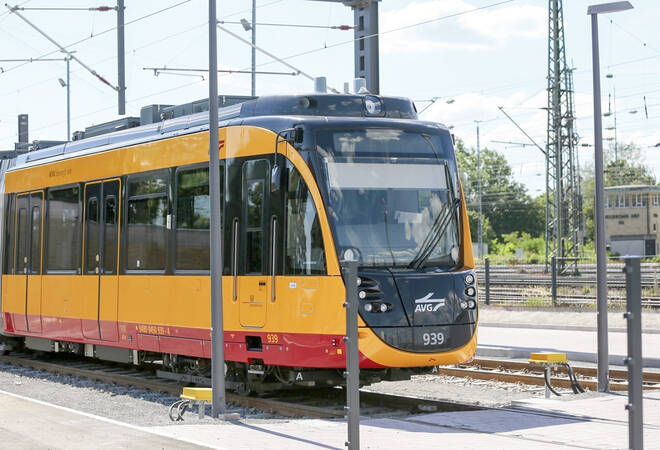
439, 358, 660, 392
0, 352, 478, 419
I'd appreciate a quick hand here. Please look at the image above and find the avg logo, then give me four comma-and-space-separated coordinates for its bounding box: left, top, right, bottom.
414, 293, 446, 313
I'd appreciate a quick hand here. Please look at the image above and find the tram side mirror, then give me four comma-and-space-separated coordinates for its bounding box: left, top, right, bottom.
271, 164, 281, 192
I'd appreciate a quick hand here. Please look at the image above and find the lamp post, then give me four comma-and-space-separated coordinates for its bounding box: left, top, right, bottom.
587, 0, 633, 393
475, 120, 483, 259
57, 56, 71, 140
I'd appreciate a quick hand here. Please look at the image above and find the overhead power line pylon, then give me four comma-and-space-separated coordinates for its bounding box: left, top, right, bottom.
546, 0, 583, 274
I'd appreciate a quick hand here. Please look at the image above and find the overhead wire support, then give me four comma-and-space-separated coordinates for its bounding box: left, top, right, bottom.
5, 3, 119, 92
218, 20, 353, 30
217, 23, 340, 93
12, 6, 117, 11
497, 106, 547, 155
143, 67, 298, 77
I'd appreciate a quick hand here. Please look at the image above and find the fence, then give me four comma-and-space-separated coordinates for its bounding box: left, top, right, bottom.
478, 257, 660, 307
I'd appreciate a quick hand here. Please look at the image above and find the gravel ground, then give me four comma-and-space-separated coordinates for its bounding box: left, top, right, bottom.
0, 362, 275, 427
0, 308, 625, 426
480, 305, 660, 330
0, 358, 595, 426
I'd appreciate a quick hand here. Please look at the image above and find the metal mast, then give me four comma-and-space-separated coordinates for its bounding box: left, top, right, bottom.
545, 0, 582, 274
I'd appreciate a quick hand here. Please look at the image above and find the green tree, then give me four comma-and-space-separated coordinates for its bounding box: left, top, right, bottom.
455, 140, 544, 245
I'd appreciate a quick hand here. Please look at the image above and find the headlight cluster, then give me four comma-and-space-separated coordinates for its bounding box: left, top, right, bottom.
364, 302, 389, 313
461, 272, 477, 310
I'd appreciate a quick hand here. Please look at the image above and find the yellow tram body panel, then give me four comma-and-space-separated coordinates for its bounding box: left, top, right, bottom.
2, 123, 476, 368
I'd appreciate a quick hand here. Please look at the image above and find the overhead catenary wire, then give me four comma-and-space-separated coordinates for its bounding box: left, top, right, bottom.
0, 0, 194, 76
217, 23, 340, 92
5, 3, 118, 91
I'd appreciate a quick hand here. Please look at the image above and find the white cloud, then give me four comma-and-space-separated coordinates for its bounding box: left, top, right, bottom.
457, 5, 547, 40
380, 36, 488, 54
380, 1, 546, 53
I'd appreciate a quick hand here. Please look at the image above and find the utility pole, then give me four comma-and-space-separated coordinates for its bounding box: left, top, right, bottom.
476, 120, 483, 258
251, 0, 256, 96
209, 0, 227, 418
546, 0, 582, 274
117, 0, 126, 115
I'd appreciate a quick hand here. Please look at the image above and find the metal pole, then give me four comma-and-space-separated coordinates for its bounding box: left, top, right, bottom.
209, 0, 227, 418
476, 121, 483, 259
590, 12, 610, 393
485, 257, 490, 305
251, 0, 256, 97
342, 260, 360, 450
624, 257, 643, 450
551, 256, 557, 306
66, 56, 70, 140
117, 0, 125, 115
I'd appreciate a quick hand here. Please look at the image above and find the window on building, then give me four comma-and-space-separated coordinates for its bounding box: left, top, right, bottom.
285, 166, 326, 275
47, 186, 80, 271
126, 171, 168, 270
606, 195, 613, 209
617, 194, 626, 208
654, 223, 657, 232
654, 194, 660, 206
176, 167, 210, 271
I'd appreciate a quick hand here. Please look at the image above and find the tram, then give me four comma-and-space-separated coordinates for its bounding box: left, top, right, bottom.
0, 92, 477, 390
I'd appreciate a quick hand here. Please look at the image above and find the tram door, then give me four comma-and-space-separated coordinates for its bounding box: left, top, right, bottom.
14, 191, 44, 333
82, 180, 120, 341
238, 160, 269, 328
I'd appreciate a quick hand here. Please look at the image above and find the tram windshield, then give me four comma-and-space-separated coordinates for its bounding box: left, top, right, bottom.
317, 129, 460, 269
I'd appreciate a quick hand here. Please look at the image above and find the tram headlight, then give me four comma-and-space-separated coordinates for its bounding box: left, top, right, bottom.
460, 300, 468, 310
364, 96, 382, 115
379, 303, 388, 313
467, 299, 476, 309
465, 287, 476, 297
464, 274, 475, 285
364, 303, 373, 312
358, 290, 366, 299
357, 277, 362, 287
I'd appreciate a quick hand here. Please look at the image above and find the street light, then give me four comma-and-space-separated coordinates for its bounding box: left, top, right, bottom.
587, 0, 633, 395
58, 55, 72, 140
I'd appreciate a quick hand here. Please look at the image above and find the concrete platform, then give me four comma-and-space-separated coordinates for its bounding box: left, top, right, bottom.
0, 391, 209, 449
477, 325, 660, 368
150, 391, 660, 449
2, 388, 658, 449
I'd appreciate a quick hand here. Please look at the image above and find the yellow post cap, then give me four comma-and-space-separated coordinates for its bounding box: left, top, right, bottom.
529, 352, 568, 364
180, 387, 213, 402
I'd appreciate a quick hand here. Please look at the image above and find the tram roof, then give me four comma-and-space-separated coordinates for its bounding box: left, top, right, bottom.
10, 94, 446, 171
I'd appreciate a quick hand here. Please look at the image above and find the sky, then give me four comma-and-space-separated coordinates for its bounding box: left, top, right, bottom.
0, 0, 659, 198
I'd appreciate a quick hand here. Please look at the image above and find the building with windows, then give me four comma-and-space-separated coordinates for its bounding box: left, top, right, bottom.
604, 185, 660, 256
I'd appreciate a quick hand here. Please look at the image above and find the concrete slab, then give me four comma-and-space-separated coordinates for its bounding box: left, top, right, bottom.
0, 390, 210, 450
477, 326, 660, 367
149, 392, 660, 449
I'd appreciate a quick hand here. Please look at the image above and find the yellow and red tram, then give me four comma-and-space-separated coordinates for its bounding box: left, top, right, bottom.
0, 93, 477, 390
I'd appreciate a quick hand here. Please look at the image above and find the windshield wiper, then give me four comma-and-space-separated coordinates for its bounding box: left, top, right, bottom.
407, 163, 460, 270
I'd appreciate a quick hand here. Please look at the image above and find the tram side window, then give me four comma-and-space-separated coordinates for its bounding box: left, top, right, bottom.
126, 171, 168, 270
285, 167, 325, 275
4, 195, 15, 274
47, 187, 80, 272
176, 167, 210, 271
246, 179, 264, 274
